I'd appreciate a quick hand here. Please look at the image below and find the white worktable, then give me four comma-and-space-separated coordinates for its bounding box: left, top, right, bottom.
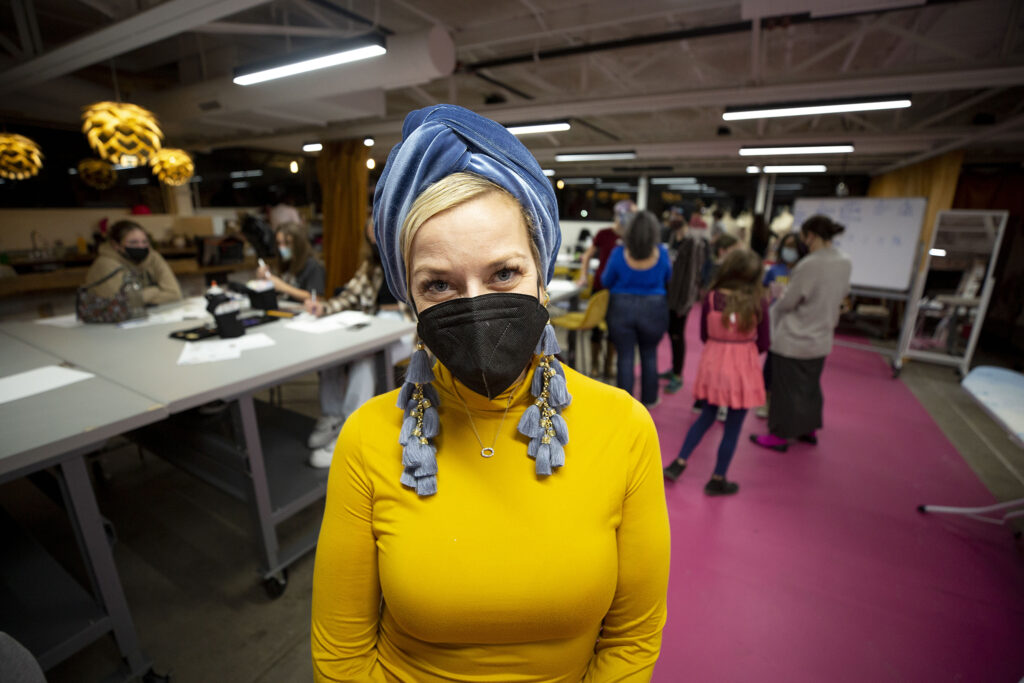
0, 331, 166, 679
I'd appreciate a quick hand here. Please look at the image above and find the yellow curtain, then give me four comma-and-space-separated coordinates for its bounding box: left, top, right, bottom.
317, 140, 369, 295
868, 151, 964, 263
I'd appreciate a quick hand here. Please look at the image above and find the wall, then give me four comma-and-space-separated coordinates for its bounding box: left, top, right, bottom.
0, 209, 216, 252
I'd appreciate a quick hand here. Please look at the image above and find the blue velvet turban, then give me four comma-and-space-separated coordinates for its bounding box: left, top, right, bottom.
373, 104, 561, 304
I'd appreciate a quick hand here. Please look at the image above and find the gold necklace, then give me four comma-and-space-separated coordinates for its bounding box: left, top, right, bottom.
452, 382, 518, 458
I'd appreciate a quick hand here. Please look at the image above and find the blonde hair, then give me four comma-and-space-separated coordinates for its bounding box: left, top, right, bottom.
401, 172, 544, 298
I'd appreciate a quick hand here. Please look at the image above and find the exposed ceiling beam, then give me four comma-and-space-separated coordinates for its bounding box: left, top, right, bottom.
908, 88, 1008, 131
194, 64, 1024, 152
0, 0, 271, 94
456, 0, 731, 52
74, 0, 120, 19
480, 65, 1024, 123
196, 21, 355, 37
875, 112, 1024, 174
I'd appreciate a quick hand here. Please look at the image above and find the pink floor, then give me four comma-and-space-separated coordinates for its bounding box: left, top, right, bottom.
633, 315, 1024, 682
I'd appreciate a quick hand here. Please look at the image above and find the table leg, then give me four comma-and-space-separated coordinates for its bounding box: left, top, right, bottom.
232, 396, 282, 581
58, 455, 149, 677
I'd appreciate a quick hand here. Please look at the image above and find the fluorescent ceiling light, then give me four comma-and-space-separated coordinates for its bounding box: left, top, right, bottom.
232, 181, 250, 188
740, 145, 853, 156
542, 169, 556, 176
668, 184, 703, 191
724, 97, 911, 121
651, 177, 697, 185
561, 177, 598, 184
774, 184, 805, 191
763, 165, 828, 173
229, 169, 262, 178
746, 166, 761, 174
929, 248, 947, 257
555, 151, 636, 162
127, 178, 149, 185
234, 36, 386, 86
506, 121, 571, 136
303, 143, 323, 152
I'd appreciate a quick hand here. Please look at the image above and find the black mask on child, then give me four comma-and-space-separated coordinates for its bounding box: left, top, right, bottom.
416, 293, 549, 399
124, 247, 149, 263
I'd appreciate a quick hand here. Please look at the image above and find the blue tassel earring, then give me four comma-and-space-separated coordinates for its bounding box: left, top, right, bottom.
517, 322, 572, 477
397, 343, 440, 496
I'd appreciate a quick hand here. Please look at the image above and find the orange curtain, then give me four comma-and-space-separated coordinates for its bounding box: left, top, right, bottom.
317, 140, 369, 295
868, 151, 964, 264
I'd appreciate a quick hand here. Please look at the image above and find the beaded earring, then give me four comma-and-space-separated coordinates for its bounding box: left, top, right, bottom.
396, 323, 572, 496
397, 343, 440, 496
516, 323, 572, 475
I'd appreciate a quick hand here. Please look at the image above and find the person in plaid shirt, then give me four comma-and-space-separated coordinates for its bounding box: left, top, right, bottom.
304, 219, 414, 467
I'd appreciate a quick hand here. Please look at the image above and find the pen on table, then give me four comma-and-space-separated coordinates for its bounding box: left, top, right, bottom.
311, 290, 317, 308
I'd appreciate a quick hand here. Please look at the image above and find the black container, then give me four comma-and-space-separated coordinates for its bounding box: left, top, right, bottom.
247, 288, 278, 311
214, 312, 245, 338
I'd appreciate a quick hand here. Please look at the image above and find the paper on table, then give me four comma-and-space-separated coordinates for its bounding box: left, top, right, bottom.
35, 314, 82, 328
285, 310, 374, 334
119, 298, 211, 328
0, 365, 95, 405
176, 333, 276, 365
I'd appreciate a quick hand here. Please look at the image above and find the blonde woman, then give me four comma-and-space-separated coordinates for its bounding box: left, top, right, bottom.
311, 105, 670, 682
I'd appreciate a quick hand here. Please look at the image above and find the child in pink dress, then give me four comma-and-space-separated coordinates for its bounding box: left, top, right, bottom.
664, 250, 769, 495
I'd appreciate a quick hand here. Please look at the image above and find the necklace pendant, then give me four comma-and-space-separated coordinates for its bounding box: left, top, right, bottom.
480, 447, 495, 458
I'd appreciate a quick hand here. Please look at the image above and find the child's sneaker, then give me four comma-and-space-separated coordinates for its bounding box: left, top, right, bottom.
704, 478, 739, 496
665, 375, 683, 393
717, 405, 727, 422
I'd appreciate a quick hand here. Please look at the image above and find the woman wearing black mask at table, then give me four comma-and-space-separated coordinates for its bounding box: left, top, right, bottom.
84, 219, 182, 305
311, 104, 670, 682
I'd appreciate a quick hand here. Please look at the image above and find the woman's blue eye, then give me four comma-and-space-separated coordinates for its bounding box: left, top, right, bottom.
495, 268, 515, 282
427, 280, 449, 293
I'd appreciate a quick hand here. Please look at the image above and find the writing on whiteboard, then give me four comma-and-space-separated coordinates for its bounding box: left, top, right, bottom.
792, 197, 927, 292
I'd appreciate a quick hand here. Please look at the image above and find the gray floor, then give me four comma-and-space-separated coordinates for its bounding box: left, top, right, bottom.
3, 355, 1023, 682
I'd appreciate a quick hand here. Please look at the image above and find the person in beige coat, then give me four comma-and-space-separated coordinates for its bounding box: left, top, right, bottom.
84, 220, 182, 305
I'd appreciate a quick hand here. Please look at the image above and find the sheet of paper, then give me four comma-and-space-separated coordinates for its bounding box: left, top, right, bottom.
0, 365, 95, 405
35, 314, 82, 328
547, 279, 579, 295
285, 310, 374, 334
175, 333, 276, 365
177, 341, 241, 365
119, 298, 212, 328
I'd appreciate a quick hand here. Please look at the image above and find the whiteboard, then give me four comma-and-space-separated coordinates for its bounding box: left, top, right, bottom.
792, 197, 927, 292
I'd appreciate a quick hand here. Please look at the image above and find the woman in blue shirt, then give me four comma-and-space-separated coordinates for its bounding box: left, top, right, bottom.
602, 211, 672, 407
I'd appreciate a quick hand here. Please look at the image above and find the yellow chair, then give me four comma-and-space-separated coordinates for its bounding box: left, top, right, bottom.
550, 289, 610, 372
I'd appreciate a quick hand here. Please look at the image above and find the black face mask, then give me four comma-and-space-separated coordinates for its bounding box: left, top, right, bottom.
416, 293, 549, 399
124, 247, 149, 263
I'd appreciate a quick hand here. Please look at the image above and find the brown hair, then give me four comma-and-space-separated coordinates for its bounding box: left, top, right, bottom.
109, 220, 146, 245
276, 222, 314, 276
709, 249, 765, 333
712, 232, 739, 258
801, 214, 846, 241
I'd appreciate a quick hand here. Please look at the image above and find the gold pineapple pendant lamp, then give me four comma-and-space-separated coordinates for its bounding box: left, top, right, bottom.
0, 133, 44, 180
150, 148, 194, 186
82, 100, 163, 168
82, 60, 163, 168
77, 158, 118, 189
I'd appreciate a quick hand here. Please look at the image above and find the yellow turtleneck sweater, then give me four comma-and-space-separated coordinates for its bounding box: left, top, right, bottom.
312, 357, 670, 682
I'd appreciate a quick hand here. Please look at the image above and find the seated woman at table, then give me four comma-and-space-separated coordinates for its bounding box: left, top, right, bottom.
85, 219, 182, 305
302, 218, 414, 468
311, 104, 670, 681
256, 222, 325, 302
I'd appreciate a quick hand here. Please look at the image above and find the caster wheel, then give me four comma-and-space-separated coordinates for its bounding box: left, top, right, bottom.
143, 668, 171, 682
263, 569, 288, 599
891, 365, 902, 379
917, 505, 927, 513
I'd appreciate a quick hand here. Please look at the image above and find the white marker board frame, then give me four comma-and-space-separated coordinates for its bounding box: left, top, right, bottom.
793, 197, 927, 292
